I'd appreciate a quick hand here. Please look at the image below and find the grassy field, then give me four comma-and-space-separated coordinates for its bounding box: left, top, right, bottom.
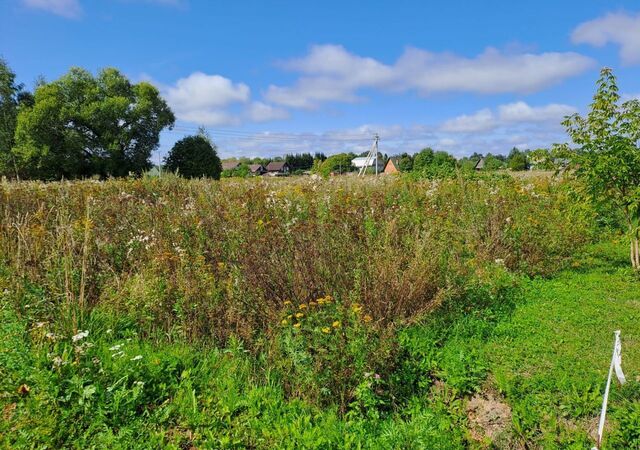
1, 175, 638, 448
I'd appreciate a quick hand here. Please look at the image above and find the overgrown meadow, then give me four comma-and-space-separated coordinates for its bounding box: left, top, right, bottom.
2, 173, 637, 448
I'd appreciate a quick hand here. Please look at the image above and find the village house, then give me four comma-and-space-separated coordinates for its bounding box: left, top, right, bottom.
351, 156, 385, 173
383, 157, 402, 174
265, 161, 290, 176
221, 161, 240, 171
248, 164, 267, 176
474, 158, 485, 170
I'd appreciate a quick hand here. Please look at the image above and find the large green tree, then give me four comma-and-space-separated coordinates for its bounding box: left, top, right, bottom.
0, 58, 32, 176
12, 67, 174, 179
164, 134, 222, 179
557, 67, 640, 269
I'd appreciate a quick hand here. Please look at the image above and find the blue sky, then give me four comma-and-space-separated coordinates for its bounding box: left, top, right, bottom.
2, 0, 640, 159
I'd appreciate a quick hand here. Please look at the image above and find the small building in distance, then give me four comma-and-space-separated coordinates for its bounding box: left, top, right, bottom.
221, 161, 240, 171
384, 157, 402, 174
474, 158, 486, 170
266, 161, 290, 176
249, 164, 267, 176
351, 156, 385, 173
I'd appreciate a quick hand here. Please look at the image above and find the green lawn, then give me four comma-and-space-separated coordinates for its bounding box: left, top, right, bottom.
482, 242, 640, 448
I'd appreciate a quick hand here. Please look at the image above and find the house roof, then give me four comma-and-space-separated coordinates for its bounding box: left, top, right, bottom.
248, 164, 265, 172
385, 157, 401, 171
266, 161, 288, 171
221, 161, 240, 171
474, 158, 485, 170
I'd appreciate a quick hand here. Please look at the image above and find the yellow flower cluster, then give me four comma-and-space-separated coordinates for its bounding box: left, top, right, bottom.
316, 294, 333, 305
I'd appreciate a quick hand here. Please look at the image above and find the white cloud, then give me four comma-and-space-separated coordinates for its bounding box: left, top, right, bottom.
22, 0, 82, 18
245, 102, 289, 122
265, 77, 360, 109
441, 109, 496, 132
163, 72, 250, 126
156, 72, 289, 126
572, 12, 640, 64
498, 101, 576, 122
396, 47, 593, 95
266, 44, 594, 108
441, 101, 576, 133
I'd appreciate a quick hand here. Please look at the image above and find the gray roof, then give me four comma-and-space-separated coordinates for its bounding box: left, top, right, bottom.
266, 161, 288, 171
222, 161, 240, 171
249, 164, 265, 173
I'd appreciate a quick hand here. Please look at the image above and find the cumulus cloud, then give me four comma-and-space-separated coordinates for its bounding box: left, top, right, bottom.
265, 44, 594, 108
396, 47, 593, 94
572, 11, 640, 64
22, 0, 82, 18
441, 101, 576, 133
245, 102, 289, 122
162, 72, 250, 126
441, 109, 496, 132
498, 101, 577, 122
157, 72, 288, 126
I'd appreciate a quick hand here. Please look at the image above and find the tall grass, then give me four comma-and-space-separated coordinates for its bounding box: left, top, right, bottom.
0, 173, 604, 448
1, 173, 593, 345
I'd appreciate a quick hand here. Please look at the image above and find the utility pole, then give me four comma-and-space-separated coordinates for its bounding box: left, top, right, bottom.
358, 133, 380, 177
374, 133, 379, 176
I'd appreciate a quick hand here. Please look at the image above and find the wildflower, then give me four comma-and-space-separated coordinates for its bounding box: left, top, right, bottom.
131, 355, 143, 361
317, 298, 326, 305
134, 381, 145, 387
109, 344, 123, 351
72, 330, 89, 342
283, 300, 292, 306
351, 303, 362, 313
281, 319, 288, 326
295, 312, 304, 319
287, 314, 292, 319
363, 315, 373, 323
106, 329, 113, 334
293, 323, 301, 328
52, 356, 64, 368
322, 327, 331, 334
299, 304, 307, 310
217, 262, 225, 269
332, 321, 340, 328
309, 301, 317, 307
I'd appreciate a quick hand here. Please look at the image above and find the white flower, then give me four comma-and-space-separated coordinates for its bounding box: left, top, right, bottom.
72, 330, 89, 342
130, 355, 143, 361
106, 329, 113, 334
109, 344, 122, 351
495, 258, 505, 266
